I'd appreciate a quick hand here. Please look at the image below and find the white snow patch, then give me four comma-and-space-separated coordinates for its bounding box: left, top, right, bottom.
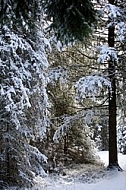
30, 151, 126, 190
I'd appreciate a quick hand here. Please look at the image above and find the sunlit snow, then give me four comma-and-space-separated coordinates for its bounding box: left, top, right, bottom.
30, 151, 126, 190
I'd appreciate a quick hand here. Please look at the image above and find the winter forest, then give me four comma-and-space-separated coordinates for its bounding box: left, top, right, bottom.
0, 0, 126, 189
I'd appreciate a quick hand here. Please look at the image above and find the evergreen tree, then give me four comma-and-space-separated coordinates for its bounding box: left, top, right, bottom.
95, 0, 126, 169
0, 0, 48, 187
42, 0, 97, 44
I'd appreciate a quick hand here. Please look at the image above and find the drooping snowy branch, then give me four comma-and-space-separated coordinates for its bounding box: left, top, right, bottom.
53, 111, 85, 142
48, 66, 68, 85
75, 75, 111, 101
53, 109, 94, 143
97, 45, 118, 64
85, 110, 94, 125
105, 4, 121, 19
116, 21, 126, 43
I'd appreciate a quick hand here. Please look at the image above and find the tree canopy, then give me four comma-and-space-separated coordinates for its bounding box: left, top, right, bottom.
42, 0, 97, 44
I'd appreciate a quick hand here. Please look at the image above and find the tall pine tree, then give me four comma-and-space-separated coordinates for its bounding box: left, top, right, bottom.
0, 0, 48, 187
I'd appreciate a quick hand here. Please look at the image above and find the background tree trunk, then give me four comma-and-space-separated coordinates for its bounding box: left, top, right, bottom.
108, 0, 122, 170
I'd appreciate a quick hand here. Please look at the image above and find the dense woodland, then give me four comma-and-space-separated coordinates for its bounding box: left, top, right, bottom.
0, 0, 126, 188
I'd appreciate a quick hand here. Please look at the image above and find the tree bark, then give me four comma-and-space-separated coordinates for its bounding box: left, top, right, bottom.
107, 0, 122, 170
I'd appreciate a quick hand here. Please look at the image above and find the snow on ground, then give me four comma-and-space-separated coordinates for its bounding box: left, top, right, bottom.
7, 151, 126, 190
31, 151, 126, 190
97, 151, 126, 169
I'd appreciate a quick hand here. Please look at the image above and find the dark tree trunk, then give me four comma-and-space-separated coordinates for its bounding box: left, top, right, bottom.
107, 0, 122, 170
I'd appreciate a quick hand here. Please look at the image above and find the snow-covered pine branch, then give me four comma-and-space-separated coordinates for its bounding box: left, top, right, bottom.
75, 75, 111, 101
53, 110, 94, 143
97, 45, 118, 64
100, 2, 126, 43
48, 66, 68, 85
0, 25, 49, 134
104, 4, 121, 19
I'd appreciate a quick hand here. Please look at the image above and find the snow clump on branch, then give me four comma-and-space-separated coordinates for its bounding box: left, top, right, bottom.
75, 75, 111, 101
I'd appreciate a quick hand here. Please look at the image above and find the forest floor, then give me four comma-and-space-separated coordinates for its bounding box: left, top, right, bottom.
32, 151, 126, 190
7, 151, 126, 190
